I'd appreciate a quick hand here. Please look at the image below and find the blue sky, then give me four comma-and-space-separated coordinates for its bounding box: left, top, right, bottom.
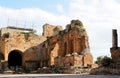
0, 0, 69, 14
0, 0, 120, 61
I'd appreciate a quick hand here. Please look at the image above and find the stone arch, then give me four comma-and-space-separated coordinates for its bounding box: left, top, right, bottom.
50, 43, 59, 65
8, 50, 23, 68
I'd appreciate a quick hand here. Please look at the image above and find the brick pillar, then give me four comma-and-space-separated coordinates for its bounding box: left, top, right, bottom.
112, 29, 118, 49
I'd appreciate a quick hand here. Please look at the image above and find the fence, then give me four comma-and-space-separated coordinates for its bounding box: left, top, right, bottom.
7, 19, 35, 29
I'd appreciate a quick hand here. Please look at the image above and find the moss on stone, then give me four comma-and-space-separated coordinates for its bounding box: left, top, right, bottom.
59, 30, 65, 35
78, 25, 86, 31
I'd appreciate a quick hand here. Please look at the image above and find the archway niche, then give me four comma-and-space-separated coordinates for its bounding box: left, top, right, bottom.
63, 42, 67, 56
8, 50, 22, 68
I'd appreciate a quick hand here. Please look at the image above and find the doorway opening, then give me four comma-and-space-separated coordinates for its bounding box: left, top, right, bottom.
8, 50, 22, 68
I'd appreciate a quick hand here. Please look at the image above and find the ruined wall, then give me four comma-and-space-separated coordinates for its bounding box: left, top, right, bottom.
40, 20, 93, 67
0, 27, 47, 66
42, 24, 62, 38
110, 29, 120, 63
0, 20, 93, 70
111, 48, 120, 63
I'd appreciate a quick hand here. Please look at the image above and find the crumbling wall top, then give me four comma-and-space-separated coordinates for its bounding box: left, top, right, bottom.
42, 24, 62, 38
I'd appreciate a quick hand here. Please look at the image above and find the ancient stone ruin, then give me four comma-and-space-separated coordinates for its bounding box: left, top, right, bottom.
0, 20, 93, 74
90, 29, 120, 75
110, 29, 120, 63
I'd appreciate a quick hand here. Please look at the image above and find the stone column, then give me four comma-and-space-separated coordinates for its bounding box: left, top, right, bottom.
112, 29, 118, 49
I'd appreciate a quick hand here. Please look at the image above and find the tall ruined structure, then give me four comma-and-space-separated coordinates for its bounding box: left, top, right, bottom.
90, 29, 120, 75
110, 29, 120, 63
0, 20, 93, 73
40, 20, 93, 67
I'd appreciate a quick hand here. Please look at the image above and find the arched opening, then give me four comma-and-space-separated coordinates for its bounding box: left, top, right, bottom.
70, 40, 73, 54
50, 43, 59, 66
8, 50, 22, 68
63, 42, 67, 56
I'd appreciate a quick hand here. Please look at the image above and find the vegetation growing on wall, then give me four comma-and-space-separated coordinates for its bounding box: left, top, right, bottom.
101, 56, 112, 66
95, 56, 112, 66
20, 29, 36, 41
59, 30, 65, 35
79, 25, 85, 31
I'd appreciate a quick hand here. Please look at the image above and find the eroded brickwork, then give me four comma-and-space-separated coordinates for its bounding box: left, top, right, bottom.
110, 29, 120, 63
0, 27, 47, 67
39, 20, 93, 68
0, 20, 93, 73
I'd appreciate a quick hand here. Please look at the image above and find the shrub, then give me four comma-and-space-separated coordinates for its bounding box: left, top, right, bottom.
101, 56, 112, 66
95, 56, 112, 66
95, 56, 103, 65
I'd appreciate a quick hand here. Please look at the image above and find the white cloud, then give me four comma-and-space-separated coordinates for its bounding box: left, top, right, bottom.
68, 0, 120, 60
0, 7, 70, 34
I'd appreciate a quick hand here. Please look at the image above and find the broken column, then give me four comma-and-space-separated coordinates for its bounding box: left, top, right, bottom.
112, 29, 118, 49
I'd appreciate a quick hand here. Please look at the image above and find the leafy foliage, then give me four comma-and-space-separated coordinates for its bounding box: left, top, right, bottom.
79, 25, 86, 31
101, 56, 112, 66
95, 56, 103, 65
95, 56, 112, 66
59, 30, 65, 35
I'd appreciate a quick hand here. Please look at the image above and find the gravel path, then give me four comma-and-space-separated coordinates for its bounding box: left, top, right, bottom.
0, 74, 119, 78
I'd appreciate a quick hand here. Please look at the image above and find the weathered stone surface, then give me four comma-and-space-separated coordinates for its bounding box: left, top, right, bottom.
40, 20, 93, 71
0, 20, 93, 74
110, 29, 120, 63
112, 29, 118, 49
90, 65, 120, 75
42, 24, 56, 38
109, 29, 120, 74
0, 27, 47, 68
90, 29, 120, 75
42, 24, 62, 38
111, 48, 120, 63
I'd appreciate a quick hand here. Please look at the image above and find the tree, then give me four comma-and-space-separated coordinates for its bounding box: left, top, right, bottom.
95, 56, 103, 65
95, 56, 112, 66
101, 56, 112, 66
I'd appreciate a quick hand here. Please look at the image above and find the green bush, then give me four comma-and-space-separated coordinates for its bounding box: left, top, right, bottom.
95, 56, 103, 65
95, 56, 112, 66
101, 56, 112, 66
